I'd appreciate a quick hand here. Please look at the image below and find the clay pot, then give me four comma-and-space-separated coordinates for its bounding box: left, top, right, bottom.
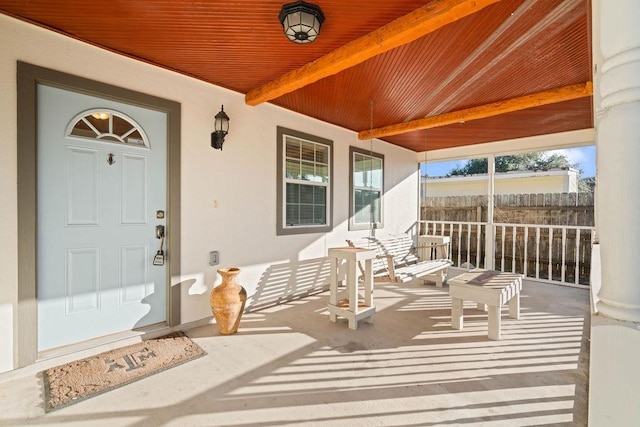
210, 267, 247, 335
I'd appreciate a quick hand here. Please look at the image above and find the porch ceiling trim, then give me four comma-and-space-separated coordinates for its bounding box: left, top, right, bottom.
244, 0, 504, 106
361, 82, 593, 140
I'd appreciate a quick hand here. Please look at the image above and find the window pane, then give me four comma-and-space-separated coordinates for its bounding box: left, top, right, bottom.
354, 170, 365, 188
301, 162, 316, 181
300, 184, 314, 203
354, 153, 367, 172
286, 159, 301, 179
355, 189, 381, 224
314, 186, 326, 204
286, 137, 300, 158
371, 192, 381, 222
112, 115, 133, 137
299, 205, 314, 224
315, 145, 329, 164
354, 189, 369, 223
126, 129, 145, 146
370, 163, 383, 189
354, 154, 382, 189
316, 164, 329, 183
314, 205, 326, 224
286, 205, 299, 226
286, 183, 299, 203
70, 119, 96, 138
301, 141, 315, 161
86, 114, 110, 134
370, 158, 383, 188
355, 154, 371, 187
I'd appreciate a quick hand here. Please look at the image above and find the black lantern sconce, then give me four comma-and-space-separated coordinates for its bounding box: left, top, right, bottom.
279, 1, 325, 44
211, 105, 230, 150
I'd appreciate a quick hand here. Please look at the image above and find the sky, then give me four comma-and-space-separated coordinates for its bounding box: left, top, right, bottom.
421, 145, 596, 178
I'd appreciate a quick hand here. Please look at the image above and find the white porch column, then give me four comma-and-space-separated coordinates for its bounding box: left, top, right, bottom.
594, 0, 640, 322
589, 1, 640, 425
485, 154, 495, 270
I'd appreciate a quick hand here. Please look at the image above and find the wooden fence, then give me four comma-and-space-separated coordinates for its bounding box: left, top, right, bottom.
421, 193, 594, 226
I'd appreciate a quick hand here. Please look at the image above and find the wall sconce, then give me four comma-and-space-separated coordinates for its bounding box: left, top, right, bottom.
279, 1, 325, 44
211, 105, 230, 150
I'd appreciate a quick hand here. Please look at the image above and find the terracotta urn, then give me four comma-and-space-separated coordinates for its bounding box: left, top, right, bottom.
210, 267, 247, 335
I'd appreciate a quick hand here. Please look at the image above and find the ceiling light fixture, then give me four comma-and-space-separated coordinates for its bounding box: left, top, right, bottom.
91, 112, 109, 120
278, 1, 325, 44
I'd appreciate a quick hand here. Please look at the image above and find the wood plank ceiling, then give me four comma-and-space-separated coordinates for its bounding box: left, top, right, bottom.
0, 0, 593, 152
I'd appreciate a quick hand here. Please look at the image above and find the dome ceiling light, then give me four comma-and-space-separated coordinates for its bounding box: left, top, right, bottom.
278, 1, 325, 44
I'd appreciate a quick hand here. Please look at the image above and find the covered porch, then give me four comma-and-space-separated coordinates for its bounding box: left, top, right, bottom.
1, 0, 639, 425
0, 271, 589, 425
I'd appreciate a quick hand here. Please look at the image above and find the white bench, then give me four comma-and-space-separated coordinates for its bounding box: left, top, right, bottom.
448, 269, 523, 340
346, 234, 452, 286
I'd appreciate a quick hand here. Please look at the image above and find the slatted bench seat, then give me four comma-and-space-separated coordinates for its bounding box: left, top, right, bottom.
346, 233, 452, 286
448, 269, 523, 340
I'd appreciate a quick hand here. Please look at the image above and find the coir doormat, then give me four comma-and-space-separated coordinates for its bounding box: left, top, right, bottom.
42, 331, 206, 412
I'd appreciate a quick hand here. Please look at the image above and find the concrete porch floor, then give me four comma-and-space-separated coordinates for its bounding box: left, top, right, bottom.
0, 270, 590, 426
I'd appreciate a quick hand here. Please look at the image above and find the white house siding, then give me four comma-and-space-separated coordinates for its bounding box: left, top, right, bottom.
422, 169, 580, 197
0, 14, 419, 372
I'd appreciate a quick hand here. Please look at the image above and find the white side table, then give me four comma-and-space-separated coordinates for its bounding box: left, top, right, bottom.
327, 247, 376, 330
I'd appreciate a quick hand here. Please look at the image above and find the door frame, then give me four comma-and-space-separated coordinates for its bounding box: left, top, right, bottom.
16, 62, 181, 368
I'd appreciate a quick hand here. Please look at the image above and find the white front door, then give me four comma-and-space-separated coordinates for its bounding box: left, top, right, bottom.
37, 84, 167, 351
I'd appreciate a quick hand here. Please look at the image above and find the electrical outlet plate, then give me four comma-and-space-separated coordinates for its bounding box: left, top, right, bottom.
209, 251, 219, 266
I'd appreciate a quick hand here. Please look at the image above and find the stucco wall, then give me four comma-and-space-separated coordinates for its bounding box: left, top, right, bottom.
0, 14, 419, 372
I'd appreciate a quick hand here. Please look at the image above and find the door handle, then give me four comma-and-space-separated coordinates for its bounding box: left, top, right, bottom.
156, 225, 165, 239
154, 225, 166, 266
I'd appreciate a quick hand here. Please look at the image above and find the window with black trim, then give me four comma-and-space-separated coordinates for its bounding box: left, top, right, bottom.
277, 126, 333, 235
349, 146, 384, 231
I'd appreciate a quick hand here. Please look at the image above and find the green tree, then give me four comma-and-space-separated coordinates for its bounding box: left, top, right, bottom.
446, 151, 594, 193
448, 152, 575, 175
579, 176, 596, 192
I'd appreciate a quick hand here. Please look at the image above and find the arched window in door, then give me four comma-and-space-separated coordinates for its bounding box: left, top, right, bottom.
66, 109, 149, 148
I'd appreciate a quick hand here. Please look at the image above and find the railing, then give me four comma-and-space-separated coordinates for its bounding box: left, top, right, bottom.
419, 220, 596, 288
421, 220, 487, 268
